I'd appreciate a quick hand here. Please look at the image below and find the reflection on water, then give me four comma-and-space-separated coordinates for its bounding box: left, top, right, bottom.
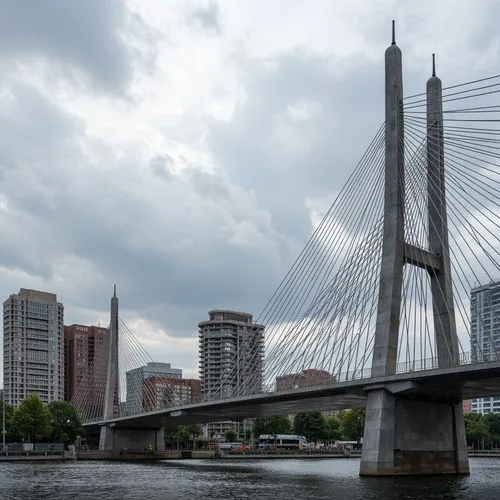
0, 458, 498, 499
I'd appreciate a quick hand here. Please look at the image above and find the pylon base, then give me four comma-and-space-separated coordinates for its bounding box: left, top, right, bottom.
359, 388, 470, 476
98, 425, 165, 453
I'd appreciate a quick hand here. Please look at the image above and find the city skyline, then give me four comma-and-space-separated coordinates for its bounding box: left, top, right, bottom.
1, 1, 500, 382
1, 285, 265, 414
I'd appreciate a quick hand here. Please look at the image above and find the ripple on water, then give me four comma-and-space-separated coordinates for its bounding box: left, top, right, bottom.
0, 458, 497, 500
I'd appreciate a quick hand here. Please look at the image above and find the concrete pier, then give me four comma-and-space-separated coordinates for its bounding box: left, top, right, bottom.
98, 426, 165, 453
360, 386, 469, 475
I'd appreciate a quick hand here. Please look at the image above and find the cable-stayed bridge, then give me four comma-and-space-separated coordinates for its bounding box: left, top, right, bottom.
73, 24, 500, 476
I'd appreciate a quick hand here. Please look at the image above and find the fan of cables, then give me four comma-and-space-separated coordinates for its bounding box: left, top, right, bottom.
71, 319, 184, 422
206, 123, 387, 399
403, 74, 500, 368
207, 72, 500, 401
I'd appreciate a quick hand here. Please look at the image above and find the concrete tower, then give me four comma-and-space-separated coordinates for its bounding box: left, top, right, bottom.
359, 23, 469, 476
99, 286, 120, 450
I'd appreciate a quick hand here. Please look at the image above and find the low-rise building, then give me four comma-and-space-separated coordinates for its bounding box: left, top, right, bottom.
143, 377, 202, 410
276, 368, 335, 391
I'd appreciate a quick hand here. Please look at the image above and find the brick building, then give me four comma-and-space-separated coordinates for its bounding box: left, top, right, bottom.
142, 376, 202, 411
276, 368, 335, 391
64, 324, 108, 401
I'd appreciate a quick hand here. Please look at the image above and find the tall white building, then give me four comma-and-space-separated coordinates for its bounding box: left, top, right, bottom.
471, 280, 500, 414
199, 309, 264, 438
3, 288, 64, 406
125, 362, 182, 415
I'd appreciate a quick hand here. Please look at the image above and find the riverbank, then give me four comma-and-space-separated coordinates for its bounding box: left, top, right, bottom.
0, 452, 74, 462
219, 453, 354, 459
76, 450, 215, 460
3, 449, 499, 462
75, 450, 359, 461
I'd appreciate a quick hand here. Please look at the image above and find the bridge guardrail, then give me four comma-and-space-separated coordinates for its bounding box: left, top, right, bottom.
82, 350, 497, 423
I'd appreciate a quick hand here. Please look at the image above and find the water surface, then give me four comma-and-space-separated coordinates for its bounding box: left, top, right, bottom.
0, 457, 498, 499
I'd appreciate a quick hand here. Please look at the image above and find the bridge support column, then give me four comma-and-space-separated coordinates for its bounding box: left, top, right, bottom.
99, 425, 115, 451
155, 428, 166, 452
99, 426, 166, 453
360, 388, 469, 476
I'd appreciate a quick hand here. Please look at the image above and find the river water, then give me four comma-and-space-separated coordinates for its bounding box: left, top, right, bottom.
0, 458, 498, 499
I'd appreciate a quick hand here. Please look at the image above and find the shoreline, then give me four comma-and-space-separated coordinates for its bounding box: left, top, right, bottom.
1, 451, 499, 462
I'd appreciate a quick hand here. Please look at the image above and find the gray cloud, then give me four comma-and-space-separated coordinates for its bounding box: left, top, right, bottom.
187, 1, 221, 33
0, 80, 294, 337
0, 0, 154, 91
2, 1, 500, 383
0, 42, 444, 345
208, 50, 385, 243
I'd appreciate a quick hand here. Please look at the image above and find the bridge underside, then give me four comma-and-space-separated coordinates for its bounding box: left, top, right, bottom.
84, 361, 500, 454
89, 393, 367, 434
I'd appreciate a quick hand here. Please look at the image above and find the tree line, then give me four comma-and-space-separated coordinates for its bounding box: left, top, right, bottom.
164, 410, 365, 449
464, 412, 500, 449
252, 409, 365, 445
0, 394, 82, 445
165, 424, 204, 449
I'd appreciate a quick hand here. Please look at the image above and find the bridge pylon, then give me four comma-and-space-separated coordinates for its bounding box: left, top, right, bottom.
359, 23, 469, 476
99, 285, 120, 450
97, 287, 166, 454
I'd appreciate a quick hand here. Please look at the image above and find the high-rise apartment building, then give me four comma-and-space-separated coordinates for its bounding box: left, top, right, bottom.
125, 362, 182, 415
3, 288, 64, 406
471, 280, 500, 414
198, 309, 264, 438
64, 324, 109, 401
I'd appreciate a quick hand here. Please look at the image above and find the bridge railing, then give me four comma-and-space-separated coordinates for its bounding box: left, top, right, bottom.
250, 351, 477, 396
83, 350, 495, 423
199, 350, 481, 400
394, 351, 473, 374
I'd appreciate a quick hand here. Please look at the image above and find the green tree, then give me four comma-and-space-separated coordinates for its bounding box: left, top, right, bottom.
266, 416, 291, 437
338, 409, 365, 441
224, 429, 238, 443
10, 394, 52, 443
252, 417, 267, 439
0, 400, 15, 444
164, 424, 205, 449
252, 416, 291, 439
188, 424, 203, 448
293, 412, 326, 445
224, 429, 238, 442
464, 413, 489, 449
176, 425, 192, 447
324, 416, 341, 445
48, 401, 82, 445
485, 412, 500, 447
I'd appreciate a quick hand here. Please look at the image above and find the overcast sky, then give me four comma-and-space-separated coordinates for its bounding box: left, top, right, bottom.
1, 0, 500, 380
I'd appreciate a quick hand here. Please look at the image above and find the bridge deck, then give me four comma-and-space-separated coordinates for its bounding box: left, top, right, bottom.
84, 360, 500, 430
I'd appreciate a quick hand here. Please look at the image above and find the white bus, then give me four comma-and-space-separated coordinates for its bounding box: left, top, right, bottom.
258, 434, 308, 450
